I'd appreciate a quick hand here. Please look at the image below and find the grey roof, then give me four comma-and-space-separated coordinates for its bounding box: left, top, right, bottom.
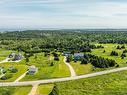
74, 53, 84, 57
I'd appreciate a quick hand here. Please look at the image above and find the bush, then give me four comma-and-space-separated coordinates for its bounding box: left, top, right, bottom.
1, 74, 13, 80
9, 68, 18, 73
110, 51, 118, 56
81, 58, 88, 64
54, 57, 59, 61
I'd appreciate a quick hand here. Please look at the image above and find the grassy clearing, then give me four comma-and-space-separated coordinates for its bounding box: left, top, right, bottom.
21, 54, 70, 81
0, 63, 27, 82
91, 44, 127, 66
70, 62, 93, 75
0, 86, 31, 95
0, 49, 13, 61
56, 70, 127, 95
36, 84, 54, 95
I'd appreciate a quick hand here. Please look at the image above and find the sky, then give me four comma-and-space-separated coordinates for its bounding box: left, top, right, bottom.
1, 0, 127, 30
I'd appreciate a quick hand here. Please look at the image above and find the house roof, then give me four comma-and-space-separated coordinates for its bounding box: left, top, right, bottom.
74, 53, 84, 57
29, 65, 37, 71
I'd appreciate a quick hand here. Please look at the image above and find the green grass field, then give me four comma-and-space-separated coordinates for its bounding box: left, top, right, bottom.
56, 70, 127, 95
70, 44, 127, 75
70, 62, 93, 75
0, 49, 13, 61
91, 44, 127, 66
21, 54, 70, 81
0, 86, 31, 95
36, 84, 54, 95
0, 62, 27, 82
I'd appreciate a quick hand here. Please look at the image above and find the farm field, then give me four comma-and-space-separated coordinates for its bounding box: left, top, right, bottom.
0, 86, 32, 95
56, 70, 127, 95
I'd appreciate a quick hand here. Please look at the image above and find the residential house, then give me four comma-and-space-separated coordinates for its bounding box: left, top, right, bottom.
27, 65, 38, 75
74, 53, 84, 61
63, 51, 71, 57
8, 53, 23, 61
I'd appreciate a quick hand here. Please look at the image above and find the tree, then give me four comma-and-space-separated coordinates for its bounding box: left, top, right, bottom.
81, 58, 88, 64
26, 57, 29, 62
121, 53, 126, 59
110, 51, 118, 56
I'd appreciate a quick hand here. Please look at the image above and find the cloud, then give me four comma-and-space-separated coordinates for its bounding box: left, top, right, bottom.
0, 0, 127, 29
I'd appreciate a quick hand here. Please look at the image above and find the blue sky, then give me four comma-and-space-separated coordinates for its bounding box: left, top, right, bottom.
0, 0, 127, 30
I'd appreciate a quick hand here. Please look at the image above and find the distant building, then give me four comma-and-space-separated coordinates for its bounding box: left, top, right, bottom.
8, 53, 23, 61
28, 65, 38, 75
63, 51, 71, 57
74, 53, 84, 60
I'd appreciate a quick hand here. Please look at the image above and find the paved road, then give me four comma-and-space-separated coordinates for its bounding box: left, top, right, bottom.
0, 66, 127, 87
28, 84, 38, 95
64, 57, 76, 77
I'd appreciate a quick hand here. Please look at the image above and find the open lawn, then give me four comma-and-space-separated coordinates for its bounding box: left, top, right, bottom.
0, 62, 27, 82
36, 84, 54, 95
70, 62, 93, 75
0, 49, 13, 61
56, 70, 127, 95
0, 86, 31, 95
21, 53, 70, 81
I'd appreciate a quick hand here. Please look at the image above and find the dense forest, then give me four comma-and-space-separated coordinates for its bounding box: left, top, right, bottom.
0, 29, 127, 53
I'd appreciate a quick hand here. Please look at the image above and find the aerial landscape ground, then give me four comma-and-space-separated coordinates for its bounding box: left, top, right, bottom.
0, 30, 127, 95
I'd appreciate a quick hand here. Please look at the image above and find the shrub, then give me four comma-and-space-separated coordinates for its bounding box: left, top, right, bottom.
110, 51, 118, 56
81, 58, 88, 64
1, 74, 13, 80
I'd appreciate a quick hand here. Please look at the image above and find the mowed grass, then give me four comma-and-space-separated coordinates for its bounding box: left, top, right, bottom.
0, 62, 27, 82
56, 70, 127, 95
70, 62, 93, 75
91, 44, 127, 66
21, 53, 70, 81
0, 86, 31, 95
0, 49, 13, 61
36, 84, 54, 95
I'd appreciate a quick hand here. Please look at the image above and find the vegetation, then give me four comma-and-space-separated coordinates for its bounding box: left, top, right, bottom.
56, 70, 127, 95
0, 86, 31, 95
36, 84, 54, 95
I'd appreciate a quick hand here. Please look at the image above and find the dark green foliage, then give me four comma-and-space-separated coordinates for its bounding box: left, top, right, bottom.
50, 62, 54, 66
110, 51, 118, 56
121, 53, 126, 59
8, 67, 18, 73
54, 57, 59, 61
84, 54, 117, 68
123, 49, 127, 53
81, 58, 88, 64
103, 50, 106, 53
1, 74, 13, 80
49, 84, 59, 95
